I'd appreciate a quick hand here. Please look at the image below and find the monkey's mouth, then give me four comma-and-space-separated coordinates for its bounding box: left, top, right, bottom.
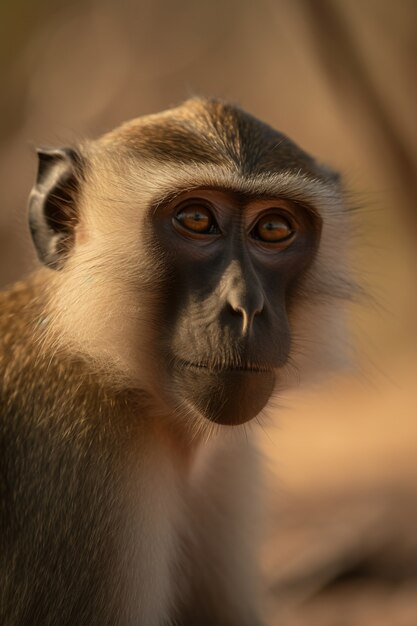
176, 358, 272, 374
172, 357, 276, 425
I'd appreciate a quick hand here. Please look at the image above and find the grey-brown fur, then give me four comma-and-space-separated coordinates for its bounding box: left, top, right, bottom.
0, 275, 139, 624
102, 98, 335, 182
0, 98, 350, 625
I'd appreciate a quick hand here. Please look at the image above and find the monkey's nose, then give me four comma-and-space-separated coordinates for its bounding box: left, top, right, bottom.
227, 290, 264, 335
219, 259, 265, 335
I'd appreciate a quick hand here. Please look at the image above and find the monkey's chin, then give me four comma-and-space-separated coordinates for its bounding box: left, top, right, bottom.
172, 365, 276, 426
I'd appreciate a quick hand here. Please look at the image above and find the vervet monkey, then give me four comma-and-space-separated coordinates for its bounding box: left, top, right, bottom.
0, 98, 350, 625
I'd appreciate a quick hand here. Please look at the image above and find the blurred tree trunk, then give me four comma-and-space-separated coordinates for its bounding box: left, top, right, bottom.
301, 0, 417, 236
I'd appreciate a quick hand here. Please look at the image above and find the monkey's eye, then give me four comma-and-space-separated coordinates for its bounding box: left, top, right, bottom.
251, 213, 294, 243
174, 204, 219, 235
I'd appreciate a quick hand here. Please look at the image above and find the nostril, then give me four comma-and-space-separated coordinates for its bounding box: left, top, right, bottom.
229, 303, 245, 317
228, 302, 263, 335
253, 302, 264, 317
224, 271, 265, 333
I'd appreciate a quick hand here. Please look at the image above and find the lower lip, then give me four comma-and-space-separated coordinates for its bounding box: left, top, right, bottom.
173, 362, 276, 425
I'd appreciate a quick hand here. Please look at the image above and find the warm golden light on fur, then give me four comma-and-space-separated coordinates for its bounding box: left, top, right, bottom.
0, 99, 352, 625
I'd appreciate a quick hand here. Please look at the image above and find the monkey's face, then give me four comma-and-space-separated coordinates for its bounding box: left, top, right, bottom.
28, 99, 349, 430
149, 188, 320, 426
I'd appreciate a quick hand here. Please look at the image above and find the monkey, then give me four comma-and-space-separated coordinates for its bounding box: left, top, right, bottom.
0, 98, 351, 626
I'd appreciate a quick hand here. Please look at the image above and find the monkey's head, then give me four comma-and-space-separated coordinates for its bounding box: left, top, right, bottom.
29, 99, 350, 429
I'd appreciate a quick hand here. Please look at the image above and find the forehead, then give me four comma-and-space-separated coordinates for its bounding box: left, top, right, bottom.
99, 99, 325, 181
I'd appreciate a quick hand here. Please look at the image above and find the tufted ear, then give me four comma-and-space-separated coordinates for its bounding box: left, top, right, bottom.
28, 147, 82, 270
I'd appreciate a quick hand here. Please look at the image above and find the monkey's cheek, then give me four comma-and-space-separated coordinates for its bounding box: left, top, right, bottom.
173, 368, 276, 426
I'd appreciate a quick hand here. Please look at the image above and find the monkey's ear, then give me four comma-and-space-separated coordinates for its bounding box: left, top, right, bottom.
28, 147, 82, 270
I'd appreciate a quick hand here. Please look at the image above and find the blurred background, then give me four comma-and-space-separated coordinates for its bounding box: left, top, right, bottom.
0, 0, 416, 623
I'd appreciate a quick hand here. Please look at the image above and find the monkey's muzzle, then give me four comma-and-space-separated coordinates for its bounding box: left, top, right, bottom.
173, 361, 275, 425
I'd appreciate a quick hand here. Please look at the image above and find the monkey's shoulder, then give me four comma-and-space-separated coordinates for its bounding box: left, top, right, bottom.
0, 271, 49, 341
0, 275, 93, 423
0, 276, 140, 434
0, 273, 55, 385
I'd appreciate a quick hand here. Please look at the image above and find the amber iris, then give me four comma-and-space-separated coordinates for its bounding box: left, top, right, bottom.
253, 214, 293, 243
175, 205, 216, 233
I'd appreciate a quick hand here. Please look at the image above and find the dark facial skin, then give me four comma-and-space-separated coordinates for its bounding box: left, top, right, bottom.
27, 100, 331, 429
150, 188, 321, 426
